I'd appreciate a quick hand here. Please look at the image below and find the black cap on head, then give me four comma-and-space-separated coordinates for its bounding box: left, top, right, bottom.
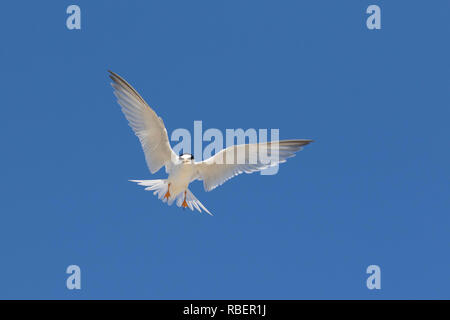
179, 153, 194, 160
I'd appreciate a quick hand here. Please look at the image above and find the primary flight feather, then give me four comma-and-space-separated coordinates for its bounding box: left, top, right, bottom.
109, 70, 313, 215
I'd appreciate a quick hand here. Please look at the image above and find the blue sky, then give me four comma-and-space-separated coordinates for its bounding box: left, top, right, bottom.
0, 1, 449, 299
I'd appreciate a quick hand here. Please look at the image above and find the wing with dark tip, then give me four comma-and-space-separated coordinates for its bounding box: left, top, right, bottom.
195, 139, 313, 191
109, 71, 177, 174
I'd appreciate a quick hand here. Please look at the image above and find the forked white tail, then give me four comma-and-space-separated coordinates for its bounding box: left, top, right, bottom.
129, 179, 213, 216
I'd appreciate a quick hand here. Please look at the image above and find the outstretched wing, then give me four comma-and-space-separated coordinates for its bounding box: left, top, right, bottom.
195, 139, 313, 191
109, 71, 177, 173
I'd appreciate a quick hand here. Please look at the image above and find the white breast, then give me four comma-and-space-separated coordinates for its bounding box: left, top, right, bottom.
167, 162, 196, 197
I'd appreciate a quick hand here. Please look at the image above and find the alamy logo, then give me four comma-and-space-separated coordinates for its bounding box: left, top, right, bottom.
66, 5, 81, 30
366, 265, 381, 290
66, 265, 81, 290
170, 121, 281, 175
366, 5, 381, 30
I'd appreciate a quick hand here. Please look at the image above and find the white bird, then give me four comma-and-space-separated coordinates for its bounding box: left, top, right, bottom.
109, 71, 313, 215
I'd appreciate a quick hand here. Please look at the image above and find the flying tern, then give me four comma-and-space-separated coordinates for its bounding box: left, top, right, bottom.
109, 71, 313, 215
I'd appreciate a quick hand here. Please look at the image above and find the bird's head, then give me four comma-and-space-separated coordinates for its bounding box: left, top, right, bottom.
179, 153, 194, 163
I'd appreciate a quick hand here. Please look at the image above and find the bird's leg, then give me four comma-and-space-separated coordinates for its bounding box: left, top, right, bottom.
164, 183, 171, 200
182, 191, 188, 208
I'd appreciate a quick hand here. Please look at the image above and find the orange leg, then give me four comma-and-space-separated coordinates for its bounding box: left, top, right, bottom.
164, 183, 171, 200
182, 191, 188, 208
